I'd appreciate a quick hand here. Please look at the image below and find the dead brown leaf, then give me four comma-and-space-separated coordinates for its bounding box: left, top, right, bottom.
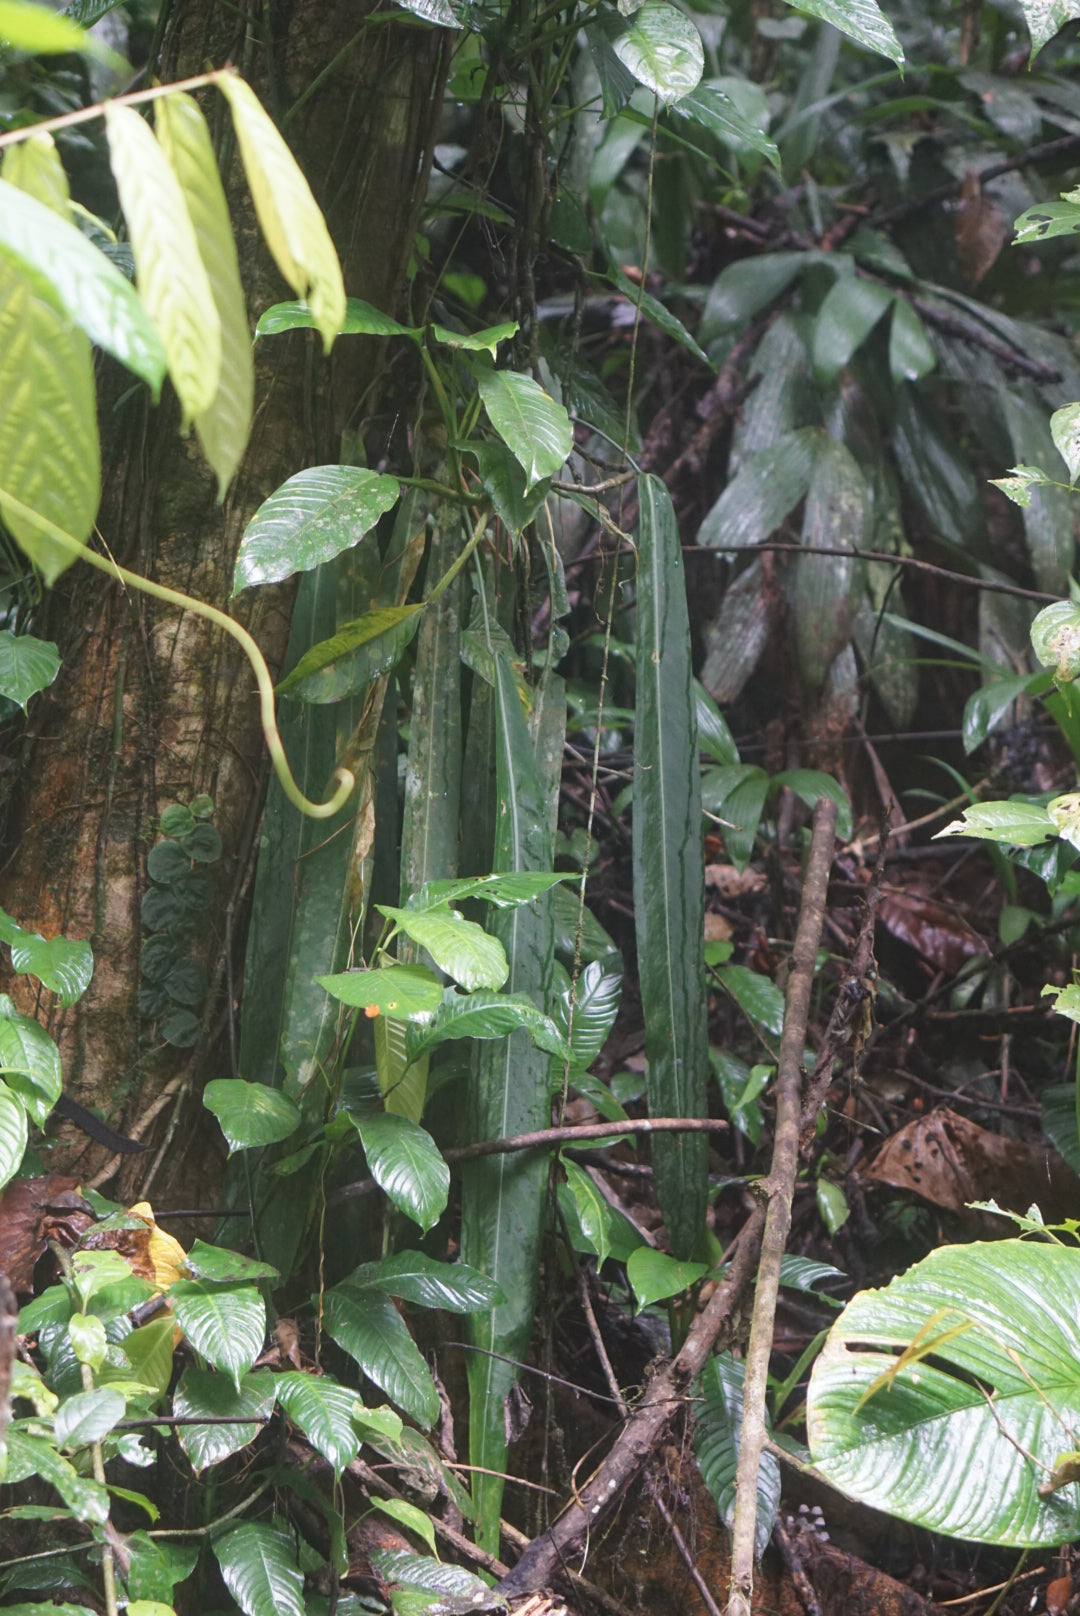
956, 168, 1008, 287
878, 889, 989, 974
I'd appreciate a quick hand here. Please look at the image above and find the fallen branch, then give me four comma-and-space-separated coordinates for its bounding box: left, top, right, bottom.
496, 1204, 766, 1598
331, 1117, 729, 1202
727, 796, 837, 1616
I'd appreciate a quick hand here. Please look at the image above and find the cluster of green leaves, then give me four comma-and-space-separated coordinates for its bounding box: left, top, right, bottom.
139, 799, 220, 1048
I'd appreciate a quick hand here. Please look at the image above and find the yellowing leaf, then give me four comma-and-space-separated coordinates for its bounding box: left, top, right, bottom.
127, 1201, 188, 1290
155, 93, 254, 499
105, 102, 221, 427
217, 73, 345, 352
0, 257, 99, 583
1, 132, 70, 216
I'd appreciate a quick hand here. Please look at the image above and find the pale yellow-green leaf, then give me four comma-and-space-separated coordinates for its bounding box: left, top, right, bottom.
217, 73, 345, 352
0, 257, 99, 584
1, 132, 70, 216
155, 93, 253, 498
374, 1013, 428, 1124
105, 102, 221, 427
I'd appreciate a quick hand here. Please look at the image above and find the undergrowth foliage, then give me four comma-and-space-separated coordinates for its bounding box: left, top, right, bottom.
5, 0, 1080, 1607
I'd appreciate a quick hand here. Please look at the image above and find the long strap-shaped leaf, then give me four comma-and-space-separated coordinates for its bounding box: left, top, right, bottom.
461, 654, 562, 1554
633, 474, 709, 1258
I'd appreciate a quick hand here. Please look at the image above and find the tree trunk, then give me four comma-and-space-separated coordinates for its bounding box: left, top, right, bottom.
0, 0, 445, 1205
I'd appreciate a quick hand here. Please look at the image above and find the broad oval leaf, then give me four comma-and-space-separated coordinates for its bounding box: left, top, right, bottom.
6, 1429, 108, 1522
154, 92, 253, 498
340, 1251, 503, 1313
613, 3, 704, 102
889, 297, 936, 384
626, 1246, 708, 1310
407, 872, 570, 911
0, 1079, 28, 1190
353, 1111, 449, 1233
104, 104, 221, 427
934, 801, 1056, 846
54, 1386, 126, 1450
807, 1241, 1080, 1544
217, 74, 346, 351
784, 0, 903, 64
213, 1522, 304, 1616
563, 1159, 612, 1270
673, 81, 780, 171
551, 959, 622, 1072
1051, 402, 1080, 485
232, 466, 400, 594
1013, 198, 1080, 244
812, 276, 893, 384
255, 296, 420, 340
1014, 0, 1080, 56
405, 989, 572, 1064
0, 0, 96, 53
274, 1371, 361, 1475
168, 1279, 266, 1389
0, 910, 92, 1006
322, 1285, 441, 1427
203, 1078, 301, 1153
0, 631, 59, 710
183, 1240, 278, 1284
474, 368, 572, 491
317, 962, 444, 1018
377, 903, 508, 992
715, 963, 785, 1039
174, 1366, 276, 1471
0, 180, 165, 391
276, 604, 423, 703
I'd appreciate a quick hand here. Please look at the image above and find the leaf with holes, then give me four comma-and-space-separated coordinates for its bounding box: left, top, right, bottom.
154, 93, 253, 498
474, 367, 572, 490
0, 632, 59, 711
274, 1372, 362, 1475
232, 466, 400, 594
1051, 403, 1080, 485
213, 1523, 304, 1616
377, 903, 508, 992
352, 1111, 449, 1233
217, 74, 345, 350
323, 1285, 440, 1427
105, 104, 220, 427
613, 3, 704, 101
934, 802, 1056, 846
169, 1280, 265, 1389
203, 1079, 301, 1153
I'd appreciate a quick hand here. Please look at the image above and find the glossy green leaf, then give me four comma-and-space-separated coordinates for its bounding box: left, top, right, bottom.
817, 1176, 850, 1233
934, 801, 1055, 845
377, 903, 508, 991
433, 320, 518, 355
1051, 402, 1080, 484
54, 1386, 125, 1450
613, 3, 704, 101
274, 1371, 362, 1475
340, 1252, 502, 1312
125, 1534, 199, 1604
461, 440, 548, 536
780, 1253, 847, 1296
695, 682, 739, 765
1000, 393, 1073, 595
169, 1280, 265, 1389
105, 104, 221, 428
173, 1367, 276, 1471
462, 654, 561, 1554
276, 604, 422, 702
702, 762, 769, 873
1014, 0, 1080, 56
962, 672, 1048, 755
255, 296, 420, 340
353, 1111, 449, 1232
203, 1078, 301, 1153
213, 1523, 304, 1616
0, 246, 100, 584
1013, 197, 1080, 244
785, 0, 902, 63
695, 1351, 780, 1559
68, 1312, 107, 1372
405, 989, 572, 1064
808, 1241, 1080, 1543
0, 1, 97, 53
323, 1285, 440, 1427
368, 1549, 496, 1607
700, 252, 810, 342
891, 386, 978, 552
0, 631, 58, 710
6, 1429, 108, 1522
550, 958, 622, 1073
627, 1246, 708, 1309
474, 367, 572, 490
318, 963, 444, 1017
408, 873, 569, 912
233, 466, 400, 594
769, 770, 853, 840
633, 476, 709, 1260
0, 179, 164, 390
697, 428, 821, 551
563, 1159, 612, 1270
1033, 601, 1080, 682
716, 963, 785, 1039
183, 1240, 278, 1284
120, 1316, 175, 1399
0, 912, 92, 1006
607, 258, 711, 368
791, 437, 867, 691
989, 465, 1051, 507
71, 1249, 134, 1309
154, 92, 253, 498
673, 81, 780, 171
813, 275, 893, 384
218, 73, 345, 351
889, 298, 936, 384
0, 1080, 28, 1190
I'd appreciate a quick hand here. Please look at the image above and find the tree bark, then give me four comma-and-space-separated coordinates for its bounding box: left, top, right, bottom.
0, 0, 445, 1201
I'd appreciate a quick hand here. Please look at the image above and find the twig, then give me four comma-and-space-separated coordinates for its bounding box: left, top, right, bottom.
727, 798, 837, 1616
868, 132, 1080, 231
331, 1117, 728, 1202
697, 541, 1058, 604
911, 295, 1060, 383
496, 1204, 766, 1598
800, 817, 887, 1152
771, 1518, 822, 1616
